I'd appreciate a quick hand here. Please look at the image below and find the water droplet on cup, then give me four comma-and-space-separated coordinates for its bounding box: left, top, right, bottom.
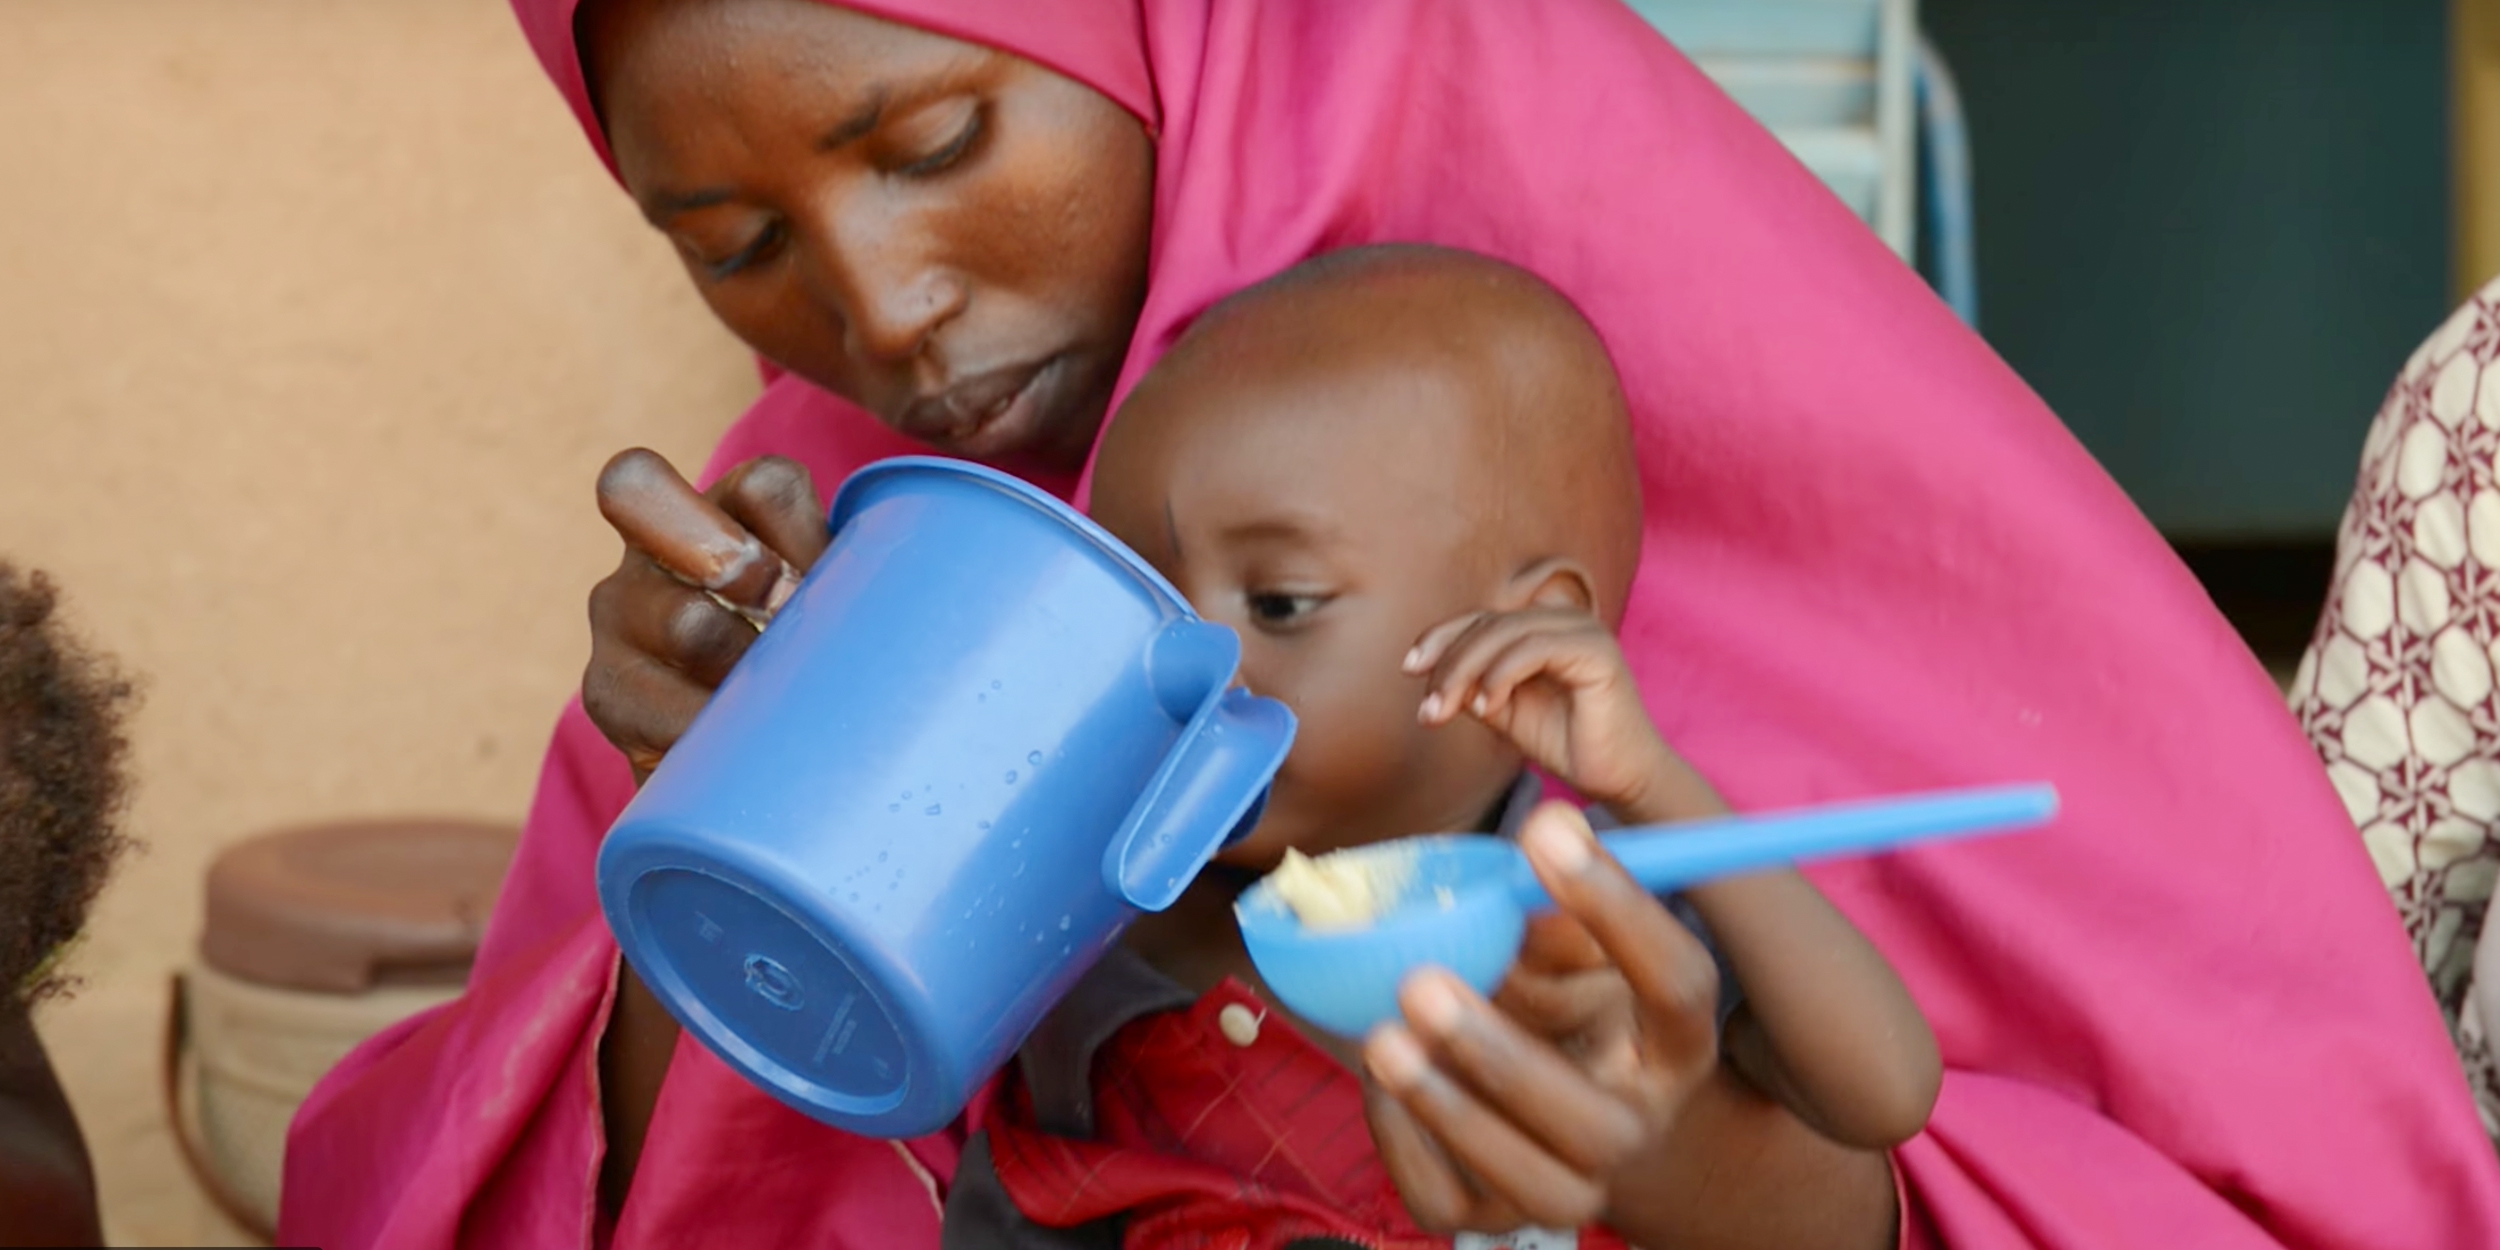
978, 821, 992, 831
888, 803, 901, 813
1027, 751, 1045, 766
901, 790, 913, 800
848, 892, 859, 903
924, 803, 942, 816
877, 851, 889, 862
1058, 915, 1071, 931
991, 680, 1003, 690
1004, 770, 1018, 785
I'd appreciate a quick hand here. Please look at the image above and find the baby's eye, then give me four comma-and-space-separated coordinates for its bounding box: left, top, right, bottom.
1245, 591, 1328, 629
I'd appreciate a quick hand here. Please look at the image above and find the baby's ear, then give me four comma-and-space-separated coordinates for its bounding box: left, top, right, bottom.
1499, 557, 1598, 614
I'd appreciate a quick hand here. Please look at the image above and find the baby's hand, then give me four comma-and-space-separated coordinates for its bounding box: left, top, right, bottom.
1363, 804, 1721, 1235
1405, 608, 1675, 813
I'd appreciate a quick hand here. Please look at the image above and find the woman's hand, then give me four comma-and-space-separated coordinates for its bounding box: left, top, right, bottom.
585, 448, 825, 781
1361, 803, 1723, 1237
1405, 607, 1682, 816
585, 449, 828, 1212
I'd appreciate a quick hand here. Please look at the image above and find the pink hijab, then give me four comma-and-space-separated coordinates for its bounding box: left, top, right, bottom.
283, 2, 2500, 1247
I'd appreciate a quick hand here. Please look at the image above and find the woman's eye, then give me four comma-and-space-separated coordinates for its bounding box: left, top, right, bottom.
701, 221, 784, 281
895, 106, 984, 178
1245, 592, 1327, 628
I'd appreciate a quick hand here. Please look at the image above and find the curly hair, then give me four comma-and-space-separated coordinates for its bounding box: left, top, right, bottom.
0, 562, 136, 1004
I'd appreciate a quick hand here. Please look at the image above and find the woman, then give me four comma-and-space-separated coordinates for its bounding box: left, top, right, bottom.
281, 1, 2500, 1247
2287, 272, 2500, 1146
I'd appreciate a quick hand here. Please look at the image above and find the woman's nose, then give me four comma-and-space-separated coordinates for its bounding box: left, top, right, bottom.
795, 204, 967, 368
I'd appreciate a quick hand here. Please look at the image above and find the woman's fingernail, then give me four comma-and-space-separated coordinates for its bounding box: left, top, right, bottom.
1367, 1027, 1428, 1088
1524, 810, 1593, 874
1407, 974, 1463, 1034
1418, 693, 1442, 721
763, 566, 801, 614
1470, 693, 1489, 717
1402, 646, 1425, 672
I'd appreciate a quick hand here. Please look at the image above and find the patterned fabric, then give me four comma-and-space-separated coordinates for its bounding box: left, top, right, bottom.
2290, 273, 2500, 1142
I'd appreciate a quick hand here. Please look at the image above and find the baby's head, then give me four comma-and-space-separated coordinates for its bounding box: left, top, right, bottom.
1093, 245, 1638, 867
0, 563, 135, 1004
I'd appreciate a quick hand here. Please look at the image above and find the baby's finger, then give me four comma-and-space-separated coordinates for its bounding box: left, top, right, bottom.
1403, 612, 1490, 676
1492, 964, 1632, 1043
1468, 626, 1619, 719
1365, 1024, 1613, 1230
597, 449, 784, 607
1361, 1074, 1487, 1235
1519, 804, 1721, 1080
1513, 910, 1608, 975
1399, 970, 1646, 1177
1418, 613, 1548, 724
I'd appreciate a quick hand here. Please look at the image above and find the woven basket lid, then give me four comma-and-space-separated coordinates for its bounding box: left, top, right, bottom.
199, 819, 519, 994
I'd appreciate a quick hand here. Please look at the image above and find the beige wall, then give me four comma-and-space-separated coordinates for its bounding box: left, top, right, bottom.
0, 2, 756, 1242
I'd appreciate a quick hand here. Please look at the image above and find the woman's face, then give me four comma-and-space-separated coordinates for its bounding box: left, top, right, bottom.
582, 0, 1155, 474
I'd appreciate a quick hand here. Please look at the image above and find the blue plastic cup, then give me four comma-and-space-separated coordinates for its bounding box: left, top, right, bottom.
595, 457, 1296, 1138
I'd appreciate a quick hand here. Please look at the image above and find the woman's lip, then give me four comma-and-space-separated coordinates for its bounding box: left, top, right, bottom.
912, 357, 1061, 459
899, 361, 1036, 440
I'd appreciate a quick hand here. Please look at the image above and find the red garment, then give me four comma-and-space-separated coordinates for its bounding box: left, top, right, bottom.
989, 979, 1628, 1250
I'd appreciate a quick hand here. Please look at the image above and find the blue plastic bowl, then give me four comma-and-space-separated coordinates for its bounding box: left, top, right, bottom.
597, 458, 1296, 1138
1239, 784, 2058, 1038
1237, 837, 1524, 1039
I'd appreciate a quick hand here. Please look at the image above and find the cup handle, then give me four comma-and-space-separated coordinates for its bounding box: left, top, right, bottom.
1104, 686, 1296, 912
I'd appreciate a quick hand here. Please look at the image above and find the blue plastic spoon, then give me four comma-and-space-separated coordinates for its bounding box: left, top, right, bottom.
1237, 783, 2058, 1037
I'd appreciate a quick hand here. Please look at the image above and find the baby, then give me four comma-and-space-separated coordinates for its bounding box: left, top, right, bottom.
953, 246, 1939, 1248
0, 562, 136, 1247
